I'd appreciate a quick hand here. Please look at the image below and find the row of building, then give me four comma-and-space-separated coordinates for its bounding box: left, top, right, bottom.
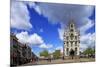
10, 33, 38, 66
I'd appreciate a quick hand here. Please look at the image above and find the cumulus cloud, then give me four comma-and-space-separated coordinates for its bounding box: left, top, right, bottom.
58, 28, 64, 40
80, 43, 88, 52
39, 43, 53, 49
16, 31, 44, 45
28, 33, 44, 45
80, 33, 95, 51
35, 2, 94, 27
16, 31, 53, 49
11, 1, 32, 30
79, 19, 94, 34
26, 2, 42, 15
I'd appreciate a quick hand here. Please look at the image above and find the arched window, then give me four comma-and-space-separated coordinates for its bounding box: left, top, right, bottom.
66, 36, 69, 40
64, 42, 66, 45
70, 24, 73, 28
70, 33, 74, 40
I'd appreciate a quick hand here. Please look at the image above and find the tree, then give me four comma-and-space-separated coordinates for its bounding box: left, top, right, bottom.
53, 50, 61, 59
83, 47, 95, 58
40, 50, 49, 57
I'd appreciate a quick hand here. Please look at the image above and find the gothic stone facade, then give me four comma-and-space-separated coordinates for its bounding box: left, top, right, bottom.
63, 20, 80, 57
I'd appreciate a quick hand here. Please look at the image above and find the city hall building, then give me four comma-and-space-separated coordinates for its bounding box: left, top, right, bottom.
63, 20, 80, 58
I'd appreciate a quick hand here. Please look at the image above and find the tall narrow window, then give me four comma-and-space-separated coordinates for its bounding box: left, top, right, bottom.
75, 36, 77, 40
75, 47, 77, 55
67, 42, 69, 47
75, 41, 77, 46
66, 36, 68, 40
66, 48, 69, 55
64, 42, 66, 45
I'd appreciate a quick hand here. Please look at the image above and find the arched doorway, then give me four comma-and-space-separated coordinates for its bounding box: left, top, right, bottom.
70, 49, 75, 59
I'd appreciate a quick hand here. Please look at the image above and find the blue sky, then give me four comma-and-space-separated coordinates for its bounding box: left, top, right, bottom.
10, 1, 95, 56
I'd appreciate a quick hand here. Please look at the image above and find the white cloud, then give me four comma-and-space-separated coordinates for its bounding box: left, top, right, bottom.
11, 1, 32, 30
80, 33, 95, 44
80, 33, 95, 51
35, 2, 94, 27
56, 46, 63, 53
16, 31, 29, 44
26, 2, 41, 15
16, 31, 44, 45
25, 1, 36, 7
58, 28, 64, 40
16, 31, 53, 49
48, 50, 55, 53
80, 43, 88, 52
28, 33, 44, 45
39, 43, 53, 49
79, 19, 94, 34
34, 6, 41, 15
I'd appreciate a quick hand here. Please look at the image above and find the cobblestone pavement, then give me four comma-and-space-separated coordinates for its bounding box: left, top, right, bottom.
22, 58, 95, 66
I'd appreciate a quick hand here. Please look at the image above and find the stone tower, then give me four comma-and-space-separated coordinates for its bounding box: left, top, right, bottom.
63, 20, 80, 57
